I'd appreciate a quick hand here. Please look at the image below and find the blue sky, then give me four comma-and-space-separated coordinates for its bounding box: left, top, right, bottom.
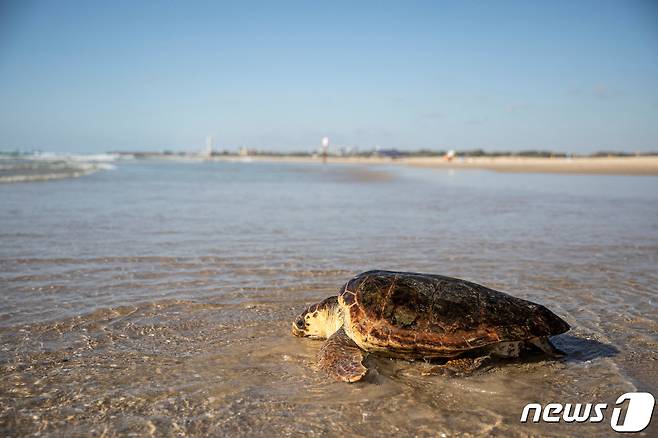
1, 0, 657, 153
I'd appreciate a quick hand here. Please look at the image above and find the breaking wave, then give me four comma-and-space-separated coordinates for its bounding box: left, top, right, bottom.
0, 153, 117, 183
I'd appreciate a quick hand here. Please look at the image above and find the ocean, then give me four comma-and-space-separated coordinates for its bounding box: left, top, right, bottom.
1, 160, 657, 436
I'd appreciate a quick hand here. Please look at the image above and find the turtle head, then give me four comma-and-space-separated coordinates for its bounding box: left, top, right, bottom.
292, 296, 342, 339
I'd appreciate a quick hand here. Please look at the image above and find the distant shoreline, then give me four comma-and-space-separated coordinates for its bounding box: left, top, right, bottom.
4, 153, 658, 178
208, 155, 658, 176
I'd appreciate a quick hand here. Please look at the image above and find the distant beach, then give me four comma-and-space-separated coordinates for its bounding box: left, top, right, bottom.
403, 155, 658, 176
210, 154, 658, 176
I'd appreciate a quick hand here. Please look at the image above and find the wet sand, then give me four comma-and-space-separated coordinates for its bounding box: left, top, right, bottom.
1, 161, 657, 436
216, 155, 658, 176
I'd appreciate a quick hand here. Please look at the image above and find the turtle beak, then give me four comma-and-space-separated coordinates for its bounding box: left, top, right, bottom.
291, 318, 306, 337
291, 323, 303, 337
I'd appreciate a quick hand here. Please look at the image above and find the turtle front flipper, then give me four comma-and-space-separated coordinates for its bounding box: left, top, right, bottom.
318, 327, 368, 382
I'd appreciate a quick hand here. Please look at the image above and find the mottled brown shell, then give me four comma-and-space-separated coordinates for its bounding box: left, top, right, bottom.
339, 270, 570, 357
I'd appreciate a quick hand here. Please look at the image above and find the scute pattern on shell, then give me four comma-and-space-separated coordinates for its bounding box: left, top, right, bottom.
340, 270, 570, 355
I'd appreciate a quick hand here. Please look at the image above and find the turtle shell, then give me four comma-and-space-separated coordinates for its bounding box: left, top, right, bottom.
339, 270, 570, 357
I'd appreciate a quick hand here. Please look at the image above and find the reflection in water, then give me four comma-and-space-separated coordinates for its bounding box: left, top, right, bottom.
1, 161, 657, 436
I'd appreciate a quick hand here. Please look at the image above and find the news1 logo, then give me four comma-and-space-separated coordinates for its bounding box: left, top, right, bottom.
520, 392, 655, 432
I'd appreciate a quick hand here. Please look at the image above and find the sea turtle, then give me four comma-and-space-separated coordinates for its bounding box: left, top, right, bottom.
292, 270, 570, 382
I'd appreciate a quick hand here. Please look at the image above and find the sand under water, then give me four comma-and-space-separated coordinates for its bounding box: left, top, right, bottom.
1, 161, 657, 436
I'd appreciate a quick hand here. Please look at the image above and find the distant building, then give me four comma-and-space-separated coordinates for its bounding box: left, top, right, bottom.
238, 147, 250, 156
376, 149, 402, 158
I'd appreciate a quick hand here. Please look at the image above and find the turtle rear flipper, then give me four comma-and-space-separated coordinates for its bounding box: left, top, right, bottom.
422, 355, 492, 376
318, 327, 368, 382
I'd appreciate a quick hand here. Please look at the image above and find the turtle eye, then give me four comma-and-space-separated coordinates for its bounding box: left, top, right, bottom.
295, 319, 305, 329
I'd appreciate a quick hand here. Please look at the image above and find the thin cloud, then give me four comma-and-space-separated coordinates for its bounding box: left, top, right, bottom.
568, 84, 621, 99
593, 83, 621, 99
505, 102, 529, 113
419, 112, 446, 120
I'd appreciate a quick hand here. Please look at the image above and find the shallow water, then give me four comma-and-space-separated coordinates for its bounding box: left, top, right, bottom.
1, 161, 657, 436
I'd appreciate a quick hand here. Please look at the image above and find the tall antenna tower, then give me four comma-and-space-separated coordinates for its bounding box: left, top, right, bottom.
321, 136, 329, 163
205, 135, 214, 158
